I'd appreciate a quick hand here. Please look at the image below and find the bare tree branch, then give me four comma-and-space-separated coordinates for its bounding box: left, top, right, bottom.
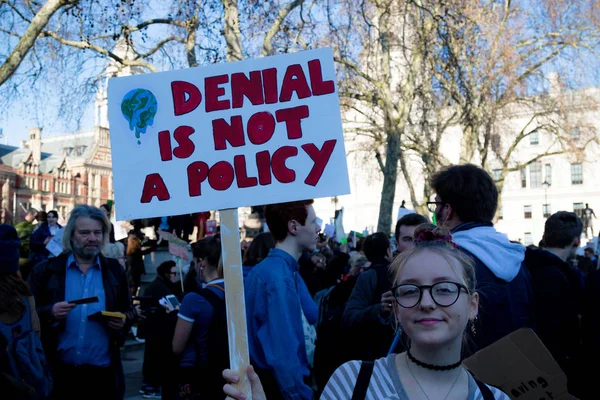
40, 30, 158, 72
0, 0, 78, 86
262, 0, 304, 57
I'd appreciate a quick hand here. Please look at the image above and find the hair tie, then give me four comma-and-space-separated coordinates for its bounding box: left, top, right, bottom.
414, 230, 458, 248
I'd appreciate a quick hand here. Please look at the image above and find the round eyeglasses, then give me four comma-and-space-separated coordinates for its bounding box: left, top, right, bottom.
392, 281, 469, 308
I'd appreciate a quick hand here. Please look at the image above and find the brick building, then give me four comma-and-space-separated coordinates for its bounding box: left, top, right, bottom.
0, 126, 113, 224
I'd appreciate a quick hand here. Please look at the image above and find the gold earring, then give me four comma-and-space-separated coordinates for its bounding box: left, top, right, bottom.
470, 316, 478, 336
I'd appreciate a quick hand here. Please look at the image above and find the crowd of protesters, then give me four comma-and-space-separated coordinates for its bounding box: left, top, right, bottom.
1, 163, 600, 399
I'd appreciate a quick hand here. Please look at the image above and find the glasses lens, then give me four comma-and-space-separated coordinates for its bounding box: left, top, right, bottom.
427, 203, 437, 213
431, 282, 460, 306
394, 285, 421, 308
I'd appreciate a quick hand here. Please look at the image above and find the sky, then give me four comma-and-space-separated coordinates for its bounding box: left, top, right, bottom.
1, 0, 599, 147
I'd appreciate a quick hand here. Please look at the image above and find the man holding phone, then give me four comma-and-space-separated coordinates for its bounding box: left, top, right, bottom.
29, 205, 134, 400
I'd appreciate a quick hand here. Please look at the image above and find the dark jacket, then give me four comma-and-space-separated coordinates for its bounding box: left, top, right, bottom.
27, 252, 134, 399
525, 248, 582, 382
126, 251, 147, 288
452, 222, 534, 354
139, 276, 181, 340
29, 222, 61, 263
341, 260, 395, 361
139, 276, 180, 393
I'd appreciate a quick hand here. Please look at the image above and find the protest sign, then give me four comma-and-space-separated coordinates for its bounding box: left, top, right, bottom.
168, 234, 189, 261
108, 48, 350, 397
463, 328, 578, 400
46, 228, 64, 257
108, 47, 349, 221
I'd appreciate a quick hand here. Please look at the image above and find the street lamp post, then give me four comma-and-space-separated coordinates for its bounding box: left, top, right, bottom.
542, 180, 551, 217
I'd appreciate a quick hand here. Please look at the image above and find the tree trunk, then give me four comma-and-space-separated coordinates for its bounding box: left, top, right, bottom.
459, 125, 477, 163
221, 0, 243, 62
377, 131, 400, 234
0, 0, 75, 87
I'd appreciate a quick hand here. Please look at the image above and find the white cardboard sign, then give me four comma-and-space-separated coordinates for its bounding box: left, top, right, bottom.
46, 228, 64, 257
108, 48, 350, 220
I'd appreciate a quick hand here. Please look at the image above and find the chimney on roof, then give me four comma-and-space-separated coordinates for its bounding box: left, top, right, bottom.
19, 140, 26, 148
28, 127, 42, 165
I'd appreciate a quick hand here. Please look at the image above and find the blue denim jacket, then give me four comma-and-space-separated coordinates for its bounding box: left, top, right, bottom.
245, 248, 313, 400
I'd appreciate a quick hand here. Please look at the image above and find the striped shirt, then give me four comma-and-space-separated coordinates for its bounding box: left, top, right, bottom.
321, 354, 510, 400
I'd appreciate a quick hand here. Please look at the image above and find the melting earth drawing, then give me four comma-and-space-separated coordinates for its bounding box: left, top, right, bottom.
121, 88, 158, 144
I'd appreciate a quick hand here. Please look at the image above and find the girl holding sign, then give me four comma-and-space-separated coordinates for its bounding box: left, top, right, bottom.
223, 225, 510, 400
29, 210, 61, 265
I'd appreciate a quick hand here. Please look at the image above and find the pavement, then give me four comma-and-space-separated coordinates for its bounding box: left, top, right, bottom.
123, 342, 145, 400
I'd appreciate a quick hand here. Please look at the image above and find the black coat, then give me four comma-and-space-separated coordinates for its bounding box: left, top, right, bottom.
27, 253, 134, 399
126, 251, 147, 287
29, 222, 61, 263
139, 276, 181, 340
525, 248, 583, 385
341, 260, 395, 361
452, 223, 534, 354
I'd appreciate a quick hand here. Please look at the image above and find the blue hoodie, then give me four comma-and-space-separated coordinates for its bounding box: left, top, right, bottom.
244, 248, 313, 400
452, 223, 534, 351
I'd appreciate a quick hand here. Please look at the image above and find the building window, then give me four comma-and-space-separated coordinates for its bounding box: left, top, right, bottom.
524, 233, 533, 246
530, 130, 539, 145
543, 204, 551, 218
545, 164, 552, 185
571, 128, 580, 141
574, 202, 584, 218
520, 168, 527, 188
492, 169, 502, 182
530, 161, 542, 188
571, 163, 583, 185
524, 205, 532, 219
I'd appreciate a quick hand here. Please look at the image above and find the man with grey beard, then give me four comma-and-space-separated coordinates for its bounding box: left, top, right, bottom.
29, 205, 134, 400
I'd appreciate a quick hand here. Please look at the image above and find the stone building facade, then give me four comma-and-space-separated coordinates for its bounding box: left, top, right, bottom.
0, 126, 113, 224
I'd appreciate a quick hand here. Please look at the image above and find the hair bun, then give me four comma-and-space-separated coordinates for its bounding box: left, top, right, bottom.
413, 224, 457, 248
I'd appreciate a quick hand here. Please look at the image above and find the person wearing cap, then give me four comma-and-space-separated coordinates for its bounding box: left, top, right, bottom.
0, 224, 42, 398
28, 205, 134, 400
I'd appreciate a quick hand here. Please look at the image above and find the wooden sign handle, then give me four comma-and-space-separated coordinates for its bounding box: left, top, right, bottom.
220, 208, 252, 398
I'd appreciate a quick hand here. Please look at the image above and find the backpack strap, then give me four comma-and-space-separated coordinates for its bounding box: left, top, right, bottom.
194, 287, 226, 367
198, 287, 225, 310
351, 361, 374, 400
474, 378, 496, 400
205, 284, 225, 294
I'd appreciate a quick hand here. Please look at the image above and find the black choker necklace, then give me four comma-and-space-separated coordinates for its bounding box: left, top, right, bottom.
406, 350, 462, 371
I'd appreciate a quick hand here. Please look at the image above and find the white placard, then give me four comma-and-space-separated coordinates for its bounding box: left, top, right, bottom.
108, 48, 350, 220
46, 228, 64, 257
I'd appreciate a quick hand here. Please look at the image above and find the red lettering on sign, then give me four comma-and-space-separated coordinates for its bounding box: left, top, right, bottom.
140, 173, 171, 203
209, 161, 235, 191
272, 146, 298, 183
212, 116, 246, 150
205, 74, 231, 112
262, 68, 278, 104
231, 71, 264, 109
187, 161, 209, 197
308, 59, 335, 95
158, 130, 172, 161
171, 81, 202, 116
234, 155, 258, 188
302, 140, 336, 186
247, 112, 276, 145
173, 126, 195, 159
279, 64, 311, 102
275, 106, 309, 140
256, 150, 272, 185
